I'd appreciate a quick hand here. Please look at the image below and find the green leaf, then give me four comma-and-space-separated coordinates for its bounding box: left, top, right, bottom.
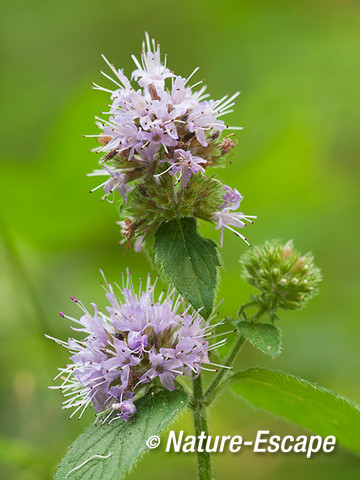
55, 387, 188, 480
154, 217, 220, 318
230, 368, 360, 454
235, 321, 281, 358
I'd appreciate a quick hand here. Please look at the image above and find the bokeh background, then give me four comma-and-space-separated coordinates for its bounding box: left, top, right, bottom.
1, 0, 360, 478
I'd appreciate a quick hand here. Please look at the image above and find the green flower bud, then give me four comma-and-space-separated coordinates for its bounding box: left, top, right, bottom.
119, 170, 225, 246
240, 240, 322, 317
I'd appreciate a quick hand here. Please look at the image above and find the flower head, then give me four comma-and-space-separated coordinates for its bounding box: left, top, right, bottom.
47, 270, 229, 421
85, 33, 254, 250
88, 33, 239, 167
240, 240, 322, 316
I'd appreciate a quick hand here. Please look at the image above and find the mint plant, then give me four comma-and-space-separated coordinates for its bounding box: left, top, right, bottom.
47, 33, 360, 480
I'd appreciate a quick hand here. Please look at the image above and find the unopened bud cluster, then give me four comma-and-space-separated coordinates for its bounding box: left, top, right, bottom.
240, 240, 322, 316
87, 33, 255, 250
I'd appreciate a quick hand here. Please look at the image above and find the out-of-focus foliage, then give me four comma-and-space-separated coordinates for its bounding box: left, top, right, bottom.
1, 1, 360, 479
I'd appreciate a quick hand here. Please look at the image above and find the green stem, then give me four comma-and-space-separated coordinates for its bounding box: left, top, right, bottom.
204, 335, 246, 406
252, 306, 267, 322
204, 305, 268, 406
237, 300, 257, 318
192, 376, 213, 480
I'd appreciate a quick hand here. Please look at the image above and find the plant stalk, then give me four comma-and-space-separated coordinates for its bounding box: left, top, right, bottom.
192, 375, 213, 480
204, 306, 267, 405
204, 335, 246, 406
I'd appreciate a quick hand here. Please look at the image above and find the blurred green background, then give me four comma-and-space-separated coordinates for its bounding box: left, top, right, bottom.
1, 0, 360, 478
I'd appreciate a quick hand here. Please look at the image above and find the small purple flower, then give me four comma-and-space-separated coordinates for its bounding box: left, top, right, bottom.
221, 185, 243, 209
127, 331, 148, 352
138, 121, 178, 152
139, 351, 184, 391
212, 186, 256, 247
187, 103, 225, 147
134, 236, 145, 252
168, 149, 207, 188
131, 32, 174, 90
88, 166, 131, 202
112, 400, 137, 421
47, 270, 228, 421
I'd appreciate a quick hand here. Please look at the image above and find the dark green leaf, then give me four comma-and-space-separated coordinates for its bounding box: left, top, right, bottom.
154, 217, 220, 318
231, 368, 360, 454
55, 387, 188, 480
235, 321, 281, 358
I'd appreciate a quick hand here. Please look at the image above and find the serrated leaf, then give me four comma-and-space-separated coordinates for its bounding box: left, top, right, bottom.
55, 387, 188, 480
154, 217, 220, 318
230, 368, 360, 454
236, 321, 281, 358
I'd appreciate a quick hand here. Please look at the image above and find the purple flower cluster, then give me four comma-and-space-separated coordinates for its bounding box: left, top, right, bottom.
87, 33, 241, 199
86, 33, 256, 248
47, 271, 228, 422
